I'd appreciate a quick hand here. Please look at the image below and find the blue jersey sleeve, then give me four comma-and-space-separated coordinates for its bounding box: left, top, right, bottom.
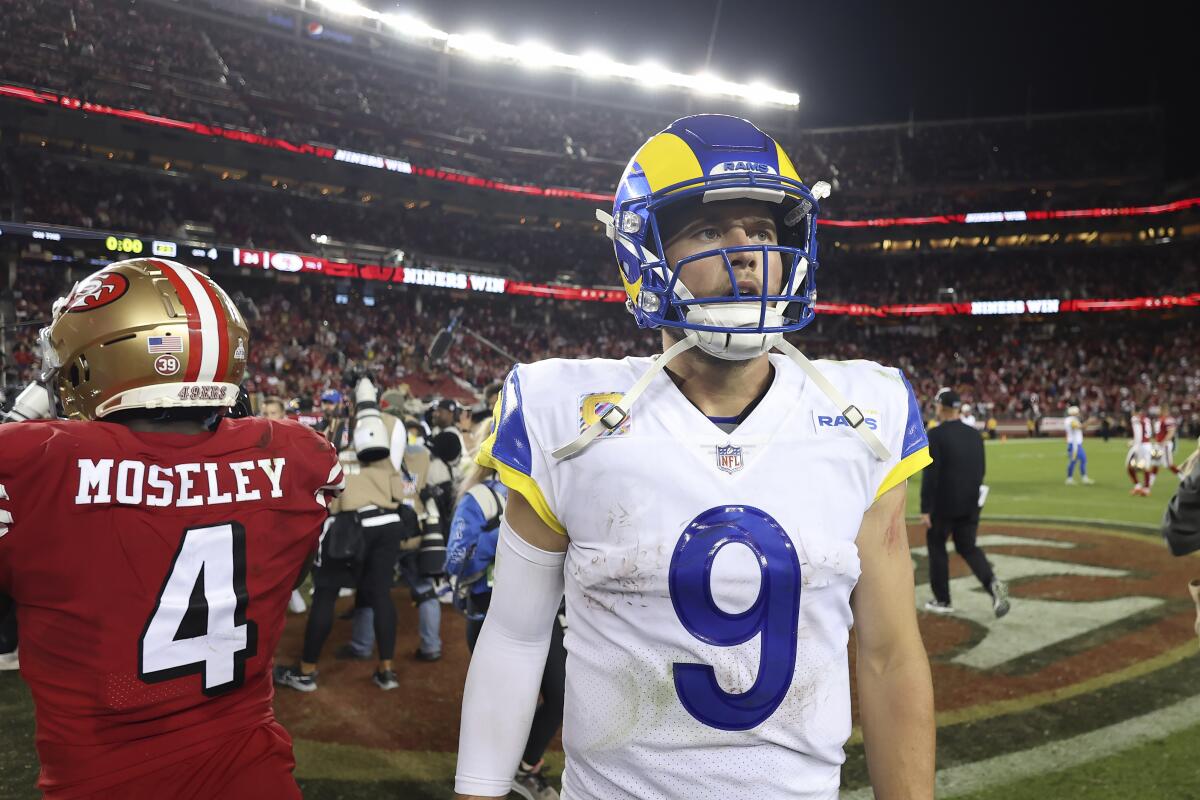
475, 365, 565, 534
873, 370, 933, 501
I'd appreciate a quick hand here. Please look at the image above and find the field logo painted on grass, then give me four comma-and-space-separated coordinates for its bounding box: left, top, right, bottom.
906, 523, 1199, 730
913, 534, 1163, 669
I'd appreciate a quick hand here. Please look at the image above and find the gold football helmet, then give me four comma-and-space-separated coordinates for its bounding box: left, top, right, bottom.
39, 258, 250, 420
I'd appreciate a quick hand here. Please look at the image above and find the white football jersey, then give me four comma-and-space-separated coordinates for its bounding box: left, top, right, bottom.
479, 353, 930, 800
1066, 415, 1084, 447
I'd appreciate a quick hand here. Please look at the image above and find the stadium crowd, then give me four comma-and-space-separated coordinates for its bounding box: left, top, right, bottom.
1, 0, 1192, 441
0, 0, 1167, 210
5, 263, 1197, 439
4, 153, 616, 284
5, 152, 1195, 296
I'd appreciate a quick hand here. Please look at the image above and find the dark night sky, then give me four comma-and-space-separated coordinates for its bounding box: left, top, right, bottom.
372, 0, 1192, 176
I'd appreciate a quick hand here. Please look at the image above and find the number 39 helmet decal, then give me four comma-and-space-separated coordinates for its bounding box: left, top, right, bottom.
40, 258, 250, 420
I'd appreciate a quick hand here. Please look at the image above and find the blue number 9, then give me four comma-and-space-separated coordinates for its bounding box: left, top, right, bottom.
668, 505, 801, 731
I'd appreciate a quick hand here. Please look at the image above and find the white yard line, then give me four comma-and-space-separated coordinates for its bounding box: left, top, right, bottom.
842, 692, 1200, 799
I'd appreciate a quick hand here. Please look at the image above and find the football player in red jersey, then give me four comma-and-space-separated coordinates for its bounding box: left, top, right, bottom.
1153, 406, 1182, 478
1127, 407, 1156, 496
0, 259, 344, 799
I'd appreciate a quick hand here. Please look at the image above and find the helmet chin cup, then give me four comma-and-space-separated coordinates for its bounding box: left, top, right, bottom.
684, 304, 785, 361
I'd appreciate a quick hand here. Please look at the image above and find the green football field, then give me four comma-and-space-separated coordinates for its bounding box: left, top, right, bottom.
0, 435, 1196, 799
907, 435, 1196, 529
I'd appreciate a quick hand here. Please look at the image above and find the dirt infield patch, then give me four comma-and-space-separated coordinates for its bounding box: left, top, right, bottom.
274, 522, 1198, 759
274, 596, 474, 752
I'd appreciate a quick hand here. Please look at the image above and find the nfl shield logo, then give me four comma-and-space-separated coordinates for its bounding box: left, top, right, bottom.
715, 444, 744, 474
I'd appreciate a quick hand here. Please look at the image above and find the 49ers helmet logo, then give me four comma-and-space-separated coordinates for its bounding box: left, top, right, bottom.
64, 272, 130, 313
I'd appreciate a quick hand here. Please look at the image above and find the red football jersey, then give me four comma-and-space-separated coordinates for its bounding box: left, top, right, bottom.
0, 417, 343, 797
1154, 415, 1177, 443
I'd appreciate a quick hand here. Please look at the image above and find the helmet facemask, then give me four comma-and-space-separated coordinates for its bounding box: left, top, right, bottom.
607, 172, 826, 361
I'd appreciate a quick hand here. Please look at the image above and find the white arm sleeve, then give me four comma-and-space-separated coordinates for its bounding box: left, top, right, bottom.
454, 520, 566, 796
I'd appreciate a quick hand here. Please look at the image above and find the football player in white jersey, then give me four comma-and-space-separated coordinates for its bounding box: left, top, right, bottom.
1064, 405, 1094, 485
455, 115, 935, 800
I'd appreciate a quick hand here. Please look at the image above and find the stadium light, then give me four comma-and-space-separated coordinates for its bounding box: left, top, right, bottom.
693, 72, 724, 95
746, 81, 776, 105
576, 51, 619, 78
304, 2, 800, 107
317, 0, 378, 19
637, 61, 672, 87
384, 13, 449, 41
447, 32, 518, 61
518, 41, 559, 70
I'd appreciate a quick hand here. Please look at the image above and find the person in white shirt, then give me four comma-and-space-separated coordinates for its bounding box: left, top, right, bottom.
1064, 405, 1094, 485
454, 115, 935, 800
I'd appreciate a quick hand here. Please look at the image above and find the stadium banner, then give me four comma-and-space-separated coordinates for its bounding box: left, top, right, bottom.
4, 83, 1200, 225
3, 220, 1198, 314
1039, 416, 1069, 434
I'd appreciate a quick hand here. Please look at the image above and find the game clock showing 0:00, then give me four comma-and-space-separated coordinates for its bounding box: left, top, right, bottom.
105, 236, 144, 254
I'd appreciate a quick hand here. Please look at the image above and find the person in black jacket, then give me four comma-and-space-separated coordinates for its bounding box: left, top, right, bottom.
1160, 442, 1200, 642
920, 388, 1010, 618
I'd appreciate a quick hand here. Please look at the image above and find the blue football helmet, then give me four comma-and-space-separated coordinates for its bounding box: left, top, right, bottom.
599, 114, 828, 360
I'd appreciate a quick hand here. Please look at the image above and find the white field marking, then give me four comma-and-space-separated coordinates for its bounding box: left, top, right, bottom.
913, 535, 1163, 669
842, 692, 1200, 800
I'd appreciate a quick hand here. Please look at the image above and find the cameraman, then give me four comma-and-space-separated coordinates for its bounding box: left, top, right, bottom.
340, 406, 446, 663
275, 377, 415, 691
315, 389, 350, 447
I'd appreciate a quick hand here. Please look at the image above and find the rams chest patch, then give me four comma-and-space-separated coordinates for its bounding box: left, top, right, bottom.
579, 392, 632, 438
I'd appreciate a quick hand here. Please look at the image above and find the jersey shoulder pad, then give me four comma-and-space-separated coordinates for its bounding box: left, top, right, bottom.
479, 358, 641, 535
0, 420, 92, 469
264, 418, 344, 497
811, 359, 930, 499
503, 356, 647, 443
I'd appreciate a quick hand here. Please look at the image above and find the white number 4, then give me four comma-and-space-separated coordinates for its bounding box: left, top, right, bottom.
139, 523, 258, 695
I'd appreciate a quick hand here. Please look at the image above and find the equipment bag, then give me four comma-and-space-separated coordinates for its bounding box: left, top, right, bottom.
323, 511, 365, 563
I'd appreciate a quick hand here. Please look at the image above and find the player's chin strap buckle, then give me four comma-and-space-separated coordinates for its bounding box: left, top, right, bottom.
552, 332, 700, 460
599, 405, 628, 431
842, 405, 866, 429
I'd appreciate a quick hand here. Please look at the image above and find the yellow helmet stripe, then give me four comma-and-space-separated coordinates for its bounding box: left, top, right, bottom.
636, 132, 705, 195
774, 141, 802, 183
620, 268, 642, 304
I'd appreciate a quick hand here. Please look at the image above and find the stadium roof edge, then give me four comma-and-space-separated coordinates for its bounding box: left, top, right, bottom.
247, 0, 801, 108
148, 0, 796, 123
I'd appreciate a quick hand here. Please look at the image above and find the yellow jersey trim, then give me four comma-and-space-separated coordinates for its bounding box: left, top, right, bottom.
873, 446, 933, 502
476, 434, 567, 536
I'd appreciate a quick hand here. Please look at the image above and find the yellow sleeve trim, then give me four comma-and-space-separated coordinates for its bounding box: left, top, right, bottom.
476, 436, 567, 536
873, 446, 933, 502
